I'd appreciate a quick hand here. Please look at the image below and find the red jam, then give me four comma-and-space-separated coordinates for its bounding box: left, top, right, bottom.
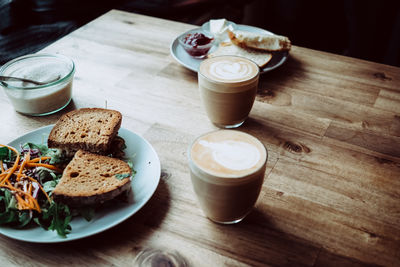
182, 33, 214, 58
183, 33, 213, 47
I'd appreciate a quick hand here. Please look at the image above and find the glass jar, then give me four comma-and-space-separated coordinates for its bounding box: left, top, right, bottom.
0, 53, 75, 116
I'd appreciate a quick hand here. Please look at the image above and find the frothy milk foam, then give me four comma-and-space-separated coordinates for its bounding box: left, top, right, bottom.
209, 60, 254, 81
200, 55, 259, 84
198, 140, 260, 171
190, 130, 266, 178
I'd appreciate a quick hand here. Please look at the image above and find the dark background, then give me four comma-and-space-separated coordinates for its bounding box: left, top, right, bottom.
1, 0, 399, 67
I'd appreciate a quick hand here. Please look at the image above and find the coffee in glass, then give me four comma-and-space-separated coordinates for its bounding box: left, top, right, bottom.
198, 55, 260, 128
188, 130, 267, 224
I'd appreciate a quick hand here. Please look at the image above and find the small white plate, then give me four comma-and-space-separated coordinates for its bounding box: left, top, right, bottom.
170, 24, 289, 73
0, 125, 161, 243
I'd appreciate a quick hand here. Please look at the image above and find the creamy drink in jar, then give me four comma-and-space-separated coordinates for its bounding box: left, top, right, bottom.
198, 55, 259, 128
188, 130, 267, 224
0, 54, 75, 116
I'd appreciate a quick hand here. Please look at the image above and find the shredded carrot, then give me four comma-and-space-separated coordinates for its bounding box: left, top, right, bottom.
24, 193, 38, 211
1, 184, 41, 212
16, 152, 30, 181
0, 144, 59, 213
15, 162, 62, 172
25, 162, 61, 172
14, 191, 37, 211
0, 160, 4, 173
15, 194, 27, 209
29, 157, 51, 163
0, 145, 20, 185
24, 175, 51, 203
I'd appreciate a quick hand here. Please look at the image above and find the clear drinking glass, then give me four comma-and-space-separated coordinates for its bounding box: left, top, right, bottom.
133, 248, 188, 267
188, 130, 267, 224
197, 55, 260, 128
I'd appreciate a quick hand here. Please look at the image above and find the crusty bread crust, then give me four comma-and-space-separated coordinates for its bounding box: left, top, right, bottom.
52, 150, 131, 206
228, 30, 291, 52
48, 108, 122, 155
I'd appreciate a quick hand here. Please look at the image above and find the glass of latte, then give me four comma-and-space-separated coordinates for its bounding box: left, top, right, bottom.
198, 55, 260, 128
188, 130, 267, 224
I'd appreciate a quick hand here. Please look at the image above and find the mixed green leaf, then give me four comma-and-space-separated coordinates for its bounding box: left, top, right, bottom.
0, 142, 135, 238
0, 144, 73, 237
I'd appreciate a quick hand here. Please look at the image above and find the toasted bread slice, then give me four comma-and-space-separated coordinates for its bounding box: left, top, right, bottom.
209, 41, 272, 68
48, 108, 122, 156
52, 150, 132, 206
228, 30, 291, 52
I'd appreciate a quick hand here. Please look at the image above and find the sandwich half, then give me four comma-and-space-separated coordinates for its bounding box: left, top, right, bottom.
48, 108, 123, 157
52, 150, 132, 207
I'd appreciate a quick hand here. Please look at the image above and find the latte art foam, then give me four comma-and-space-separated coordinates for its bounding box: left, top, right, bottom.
199, 140, 260, 171
190, 130, 267, 178
209, 60, 253, 81
199, 55, 259, 83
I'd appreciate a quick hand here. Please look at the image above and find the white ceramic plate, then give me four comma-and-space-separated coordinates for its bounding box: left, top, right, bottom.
0, 125, 161, 243
170, 24, 289, 73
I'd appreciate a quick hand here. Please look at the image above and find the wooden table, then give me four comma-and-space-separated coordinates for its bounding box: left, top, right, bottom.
0, 9, 399, 267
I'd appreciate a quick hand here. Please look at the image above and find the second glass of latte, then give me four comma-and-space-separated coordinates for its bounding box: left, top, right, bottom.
188, 130, 267, 224
198, 55, 260, 128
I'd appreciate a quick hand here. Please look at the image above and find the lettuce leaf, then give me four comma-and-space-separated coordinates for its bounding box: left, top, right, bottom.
34, 202, 72, 238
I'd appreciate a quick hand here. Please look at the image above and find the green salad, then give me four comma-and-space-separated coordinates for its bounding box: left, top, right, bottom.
0, 143, 93, 237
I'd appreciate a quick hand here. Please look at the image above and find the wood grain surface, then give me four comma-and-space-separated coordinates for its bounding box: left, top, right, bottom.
0, 9, 399, 267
